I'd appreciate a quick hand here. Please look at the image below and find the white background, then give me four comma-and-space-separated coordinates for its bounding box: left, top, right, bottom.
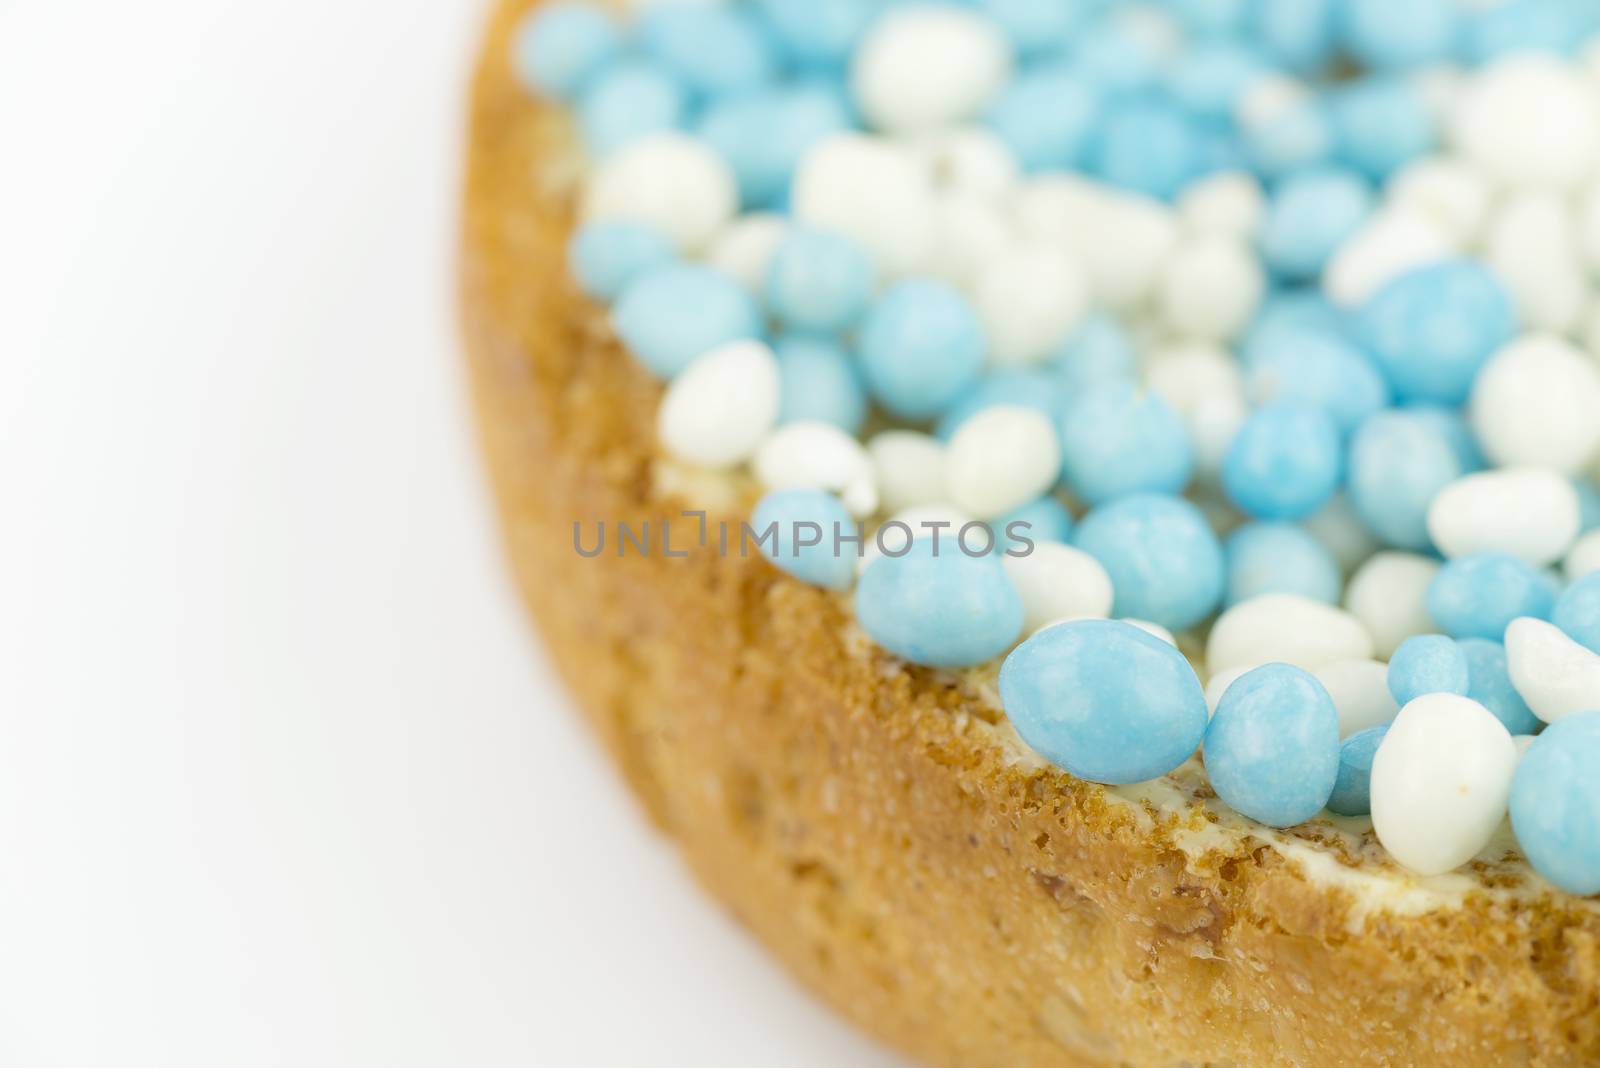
0, 2, 905, 1064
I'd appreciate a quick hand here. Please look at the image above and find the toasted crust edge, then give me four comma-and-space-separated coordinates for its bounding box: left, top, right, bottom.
460, 5, 1600, 1064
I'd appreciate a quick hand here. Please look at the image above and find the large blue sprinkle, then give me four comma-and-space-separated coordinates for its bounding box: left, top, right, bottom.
568, 221, 676, 302
1347, 408, 1475, 551
1387, 634, 1470, 707
611, 265, 763, 380
1244, 325, 1390, 434
1225, 522, 1342, 607
858, 280, 987, 421
1058, 383, 1194, 507
752, 488, 859, 591
1459, 638, 1541, 736
1326, 725, 1389, 817
775, 336, 868, 434
1074, 494, 1225, 633
577, 60, 688, 158
1222, 403, 1343, 521
1511, 712, 1600, 895
1000, 619, 1208, 785
1355, 261, 1518, 407
639, 7, 779, 98
1205, 663, 1341, 827
1258, 166, 1374, 280
855, 538, 1023, 669
514, 3, 622, 101
1553, 573, 1600, 655
1426, 552, 1560, 641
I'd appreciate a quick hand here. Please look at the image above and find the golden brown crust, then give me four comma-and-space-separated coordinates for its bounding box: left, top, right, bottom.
461, 3, 1600, 1063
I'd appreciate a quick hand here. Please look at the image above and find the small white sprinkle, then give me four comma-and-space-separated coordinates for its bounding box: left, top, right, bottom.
1204, 666, 1250, 715
853, 6, 1013, 135
657, 340, 779, 468
1386, 156, 1492, 247
1471, 334, 1600, 474
912, 125, 1020, 200
1121, 619, 1178, 647
867, 431, 948, 515
1370, 694, 1517, 876
1569, 530, 1600, 580
1577, 180, 1600, 274
1018, 179, 1180, 310
919, 191, 1017, 291
1483, 193, 1586, 334
974, 246, 1088, 367
1187, 389, 1251, 485
1302, 494, 1381, 577
1157, 236, 1265, 343
1002, 544, 1115, 635
1427, 467, 1582, 568
1177, 171, 1264, 241
1314, 659, 1400, 738
1344, 551, 1441, 660
791, 133, 936, 277
1074, 192, 1182, 311
1206, 594, 1375, 677
1323, 208, 1454, 307
753, 421, 879, 517
703, 213, 788, 293
945, 406, 1062, 519
1450, 54, 1600, 191
1235, 73, 1309, 130
584, 133, 737, 253
1505, 617, 1600, 725
1146, 343, 1243, 416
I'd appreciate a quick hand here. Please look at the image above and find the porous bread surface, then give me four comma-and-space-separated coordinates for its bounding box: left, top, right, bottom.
461, 3, 1600, 1063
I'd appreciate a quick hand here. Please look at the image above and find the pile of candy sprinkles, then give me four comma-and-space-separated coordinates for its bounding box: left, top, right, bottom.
516, 0, 1600, 894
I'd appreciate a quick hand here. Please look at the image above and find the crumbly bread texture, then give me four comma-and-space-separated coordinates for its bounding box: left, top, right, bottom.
461, 4, 1600, 1063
